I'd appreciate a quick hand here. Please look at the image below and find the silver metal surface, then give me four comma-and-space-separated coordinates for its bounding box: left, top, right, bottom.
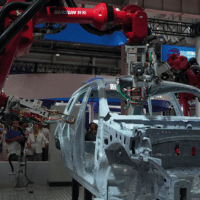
54, 77, 200, 199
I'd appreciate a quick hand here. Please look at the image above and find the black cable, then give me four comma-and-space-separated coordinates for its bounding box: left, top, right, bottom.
65, 0, 122, 36
8, 156, 14, 172
0, 0, 50, 54
0, 2, 31, 35
9, 153, 18, 172
34, 23, 67, 34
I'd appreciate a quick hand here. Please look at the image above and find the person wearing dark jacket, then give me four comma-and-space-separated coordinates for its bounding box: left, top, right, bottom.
85, 122, 97, 141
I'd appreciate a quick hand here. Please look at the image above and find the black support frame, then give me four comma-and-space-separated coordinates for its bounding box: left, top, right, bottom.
148, 18, 197, 37
10, 61, 121, 76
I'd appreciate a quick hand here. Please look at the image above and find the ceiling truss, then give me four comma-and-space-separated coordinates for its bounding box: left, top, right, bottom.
148, 18, 198, 37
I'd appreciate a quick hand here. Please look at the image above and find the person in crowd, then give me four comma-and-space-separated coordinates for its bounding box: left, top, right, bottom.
24, 124, 32, 138
27, 123, 49, 161
42, 124, 50, 161
5, 121, 24, 171
18, 122, 28, 136
41, 124, 50, 141
38, 123, 49, 161
18, 122, 28, 154
18, 122, 32, 159
85, 122, 97, 141
0, 124, 8, 161
0, 124, 4, 161
1, 126, 8, 161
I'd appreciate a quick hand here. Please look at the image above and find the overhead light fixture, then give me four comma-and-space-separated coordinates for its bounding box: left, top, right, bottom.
116, 8, 120, 11
56, 54, 60, 57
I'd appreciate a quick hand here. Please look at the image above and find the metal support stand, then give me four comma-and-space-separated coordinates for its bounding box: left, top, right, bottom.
8, 152, 32, 189
84, 188, 92, 200
72, 178, 79, 200
15, 154, 27, 189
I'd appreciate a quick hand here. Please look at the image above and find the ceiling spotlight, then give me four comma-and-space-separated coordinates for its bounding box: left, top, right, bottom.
56, 54, 60, 57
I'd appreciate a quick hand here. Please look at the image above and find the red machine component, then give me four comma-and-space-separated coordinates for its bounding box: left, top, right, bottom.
121, 5, 147, 43
167, 53, 200, 116
167, 53, 188, 70
33, 3, 148, 43
0, 1, 148, 107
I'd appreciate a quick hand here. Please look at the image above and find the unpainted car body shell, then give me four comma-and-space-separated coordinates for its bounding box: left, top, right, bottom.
55, 78, 200, 200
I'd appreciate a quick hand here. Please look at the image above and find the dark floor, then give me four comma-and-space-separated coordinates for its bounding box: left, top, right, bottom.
0, 184, 85, 200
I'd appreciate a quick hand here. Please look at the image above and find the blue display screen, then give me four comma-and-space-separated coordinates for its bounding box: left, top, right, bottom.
161, 44, 196, 61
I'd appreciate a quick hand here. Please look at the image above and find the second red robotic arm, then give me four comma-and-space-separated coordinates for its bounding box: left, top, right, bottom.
167, 53, 200, 116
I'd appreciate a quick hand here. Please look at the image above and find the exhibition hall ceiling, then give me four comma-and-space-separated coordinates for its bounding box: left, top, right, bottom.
17, 0, 200, 72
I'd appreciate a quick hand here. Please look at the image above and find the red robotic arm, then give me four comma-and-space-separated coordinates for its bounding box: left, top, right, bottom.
34, 3, 148, 42
167, 53, 200, 116
0, 1, 148, 106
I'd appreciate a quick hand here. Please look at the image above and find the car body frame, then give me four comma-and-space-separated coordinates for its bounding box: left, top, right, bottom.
55, 78, 200, 200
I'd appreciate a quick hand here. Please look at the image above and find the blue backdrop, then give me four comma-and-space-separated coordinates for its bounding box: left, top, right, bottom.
162, 44, 196, 61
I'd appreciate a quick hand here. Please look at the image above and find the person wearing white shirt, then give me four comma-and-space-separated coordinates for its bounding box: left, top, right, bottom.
27, 123, 49, 161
